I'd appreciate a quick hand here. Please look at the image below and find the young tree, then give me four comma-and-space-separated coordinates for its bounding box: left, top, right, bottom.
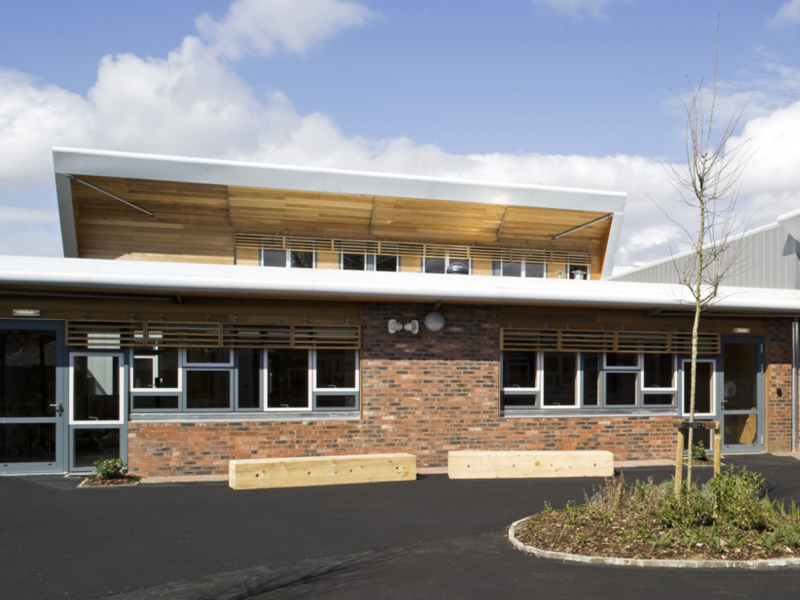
665, 35, 752, 488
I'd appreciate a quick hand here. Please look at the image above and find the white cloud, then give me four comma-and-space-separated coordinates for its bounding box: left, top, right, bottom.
196, 0, 373, 60
769, 0, 800, 28
0, 206, 58, 223
530, 0, 631, 19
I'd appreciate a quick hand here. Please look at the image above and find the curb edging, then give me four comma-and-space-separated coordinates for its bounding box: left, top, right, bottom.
508, 517, 800, 569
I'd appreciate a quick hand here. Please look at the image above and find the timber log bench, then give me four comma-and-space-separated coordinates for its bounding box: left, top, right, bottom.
448, 450, 614, 479
229, 453, 417, 490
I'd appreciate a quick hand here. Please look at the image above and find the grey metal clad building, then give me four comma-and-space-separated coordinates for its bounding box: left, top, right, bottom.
610, 216, 800, 290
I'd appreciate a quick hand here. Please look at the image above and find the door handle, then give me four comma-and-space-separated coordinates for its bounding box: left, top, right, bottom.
49, 403, 64, 416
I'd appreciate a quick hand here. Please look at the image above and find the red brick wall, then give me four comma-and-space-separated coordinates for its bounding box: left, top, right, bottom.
126, 303, 685, 477
767, 318, 794, 452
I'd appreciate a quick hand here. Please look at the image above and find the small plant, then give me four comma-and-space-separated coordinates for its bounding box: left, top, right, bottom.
691, 441, 708, 461
94, 458, 126, 479
651, 532, 673, 549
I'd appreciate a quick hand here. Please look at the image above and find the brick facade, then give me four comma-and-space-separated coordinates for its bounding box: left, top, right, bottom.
128, 303, 679, 477
767, 318, 794, 452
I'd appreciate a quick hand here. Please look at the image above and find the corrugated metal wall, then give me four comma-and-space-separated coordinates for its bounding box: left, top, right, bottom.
612, 224, 800, 289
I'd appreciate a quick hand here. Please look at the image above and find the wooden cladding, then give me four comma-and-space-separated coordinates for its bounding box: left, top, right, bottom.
501, 329, 720, 354
67, 321, 360, 350
235, 233, 592, 267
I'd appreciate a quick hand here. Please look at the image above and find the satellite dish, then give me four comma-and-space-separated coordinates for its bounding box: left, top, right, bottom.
424, 311, 445, 333
446, 260, 469, 275
388, 319, 398, 334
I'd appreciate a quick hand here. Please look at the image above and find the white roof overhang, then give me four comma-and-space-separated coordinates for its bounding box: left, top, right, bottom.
2, 255, 800, 313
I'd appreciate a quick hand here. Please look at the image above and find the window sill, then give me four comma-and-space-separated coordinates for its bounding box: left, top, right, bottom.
129, 411, 361, 423
501, 407, 678, 419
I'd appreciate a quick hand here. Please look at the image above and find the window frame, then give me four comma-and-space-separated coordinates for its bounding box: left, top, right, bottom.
493, 260, 547, 278
69, 351, 126, 425
541, 352, 579, 409
311, 349, 360, 411
260, 249, 316, 269
130, 345, 182, 392
500, 351, 541, 409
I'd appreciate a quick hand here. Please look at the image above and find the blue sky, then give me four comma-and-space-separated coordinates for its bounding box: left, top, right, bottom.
2, 0, 800, 264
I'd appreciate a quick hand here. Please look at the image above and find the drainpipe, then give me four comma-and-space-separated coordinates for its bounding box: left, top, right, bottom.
792, 317, 799, 452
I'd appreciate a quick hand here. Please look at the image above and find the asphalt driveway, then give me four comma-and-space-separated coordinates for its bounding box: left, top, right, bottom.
3, 455, 800, 600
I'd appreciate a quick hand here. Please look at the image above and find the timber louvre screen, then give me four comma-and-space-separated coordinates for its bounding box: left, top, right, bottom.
501, 329, 720, 354
235, 233, 592, 268
67, 321, 361, 350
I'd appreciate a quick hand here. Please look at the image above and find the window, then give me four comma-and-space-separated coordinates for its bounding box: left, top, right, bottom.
342, 254, 400, 272
132, 346, 179, 390
493, 261, 545, 278
261, 250, 315, 268
424, 257, 471, 275
313, 349, 359, 409
501, 351, 677, 411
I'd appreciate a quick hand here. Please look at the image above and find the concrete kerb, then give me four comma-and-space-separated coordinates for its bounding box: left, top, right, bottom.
508, 516, 800, 570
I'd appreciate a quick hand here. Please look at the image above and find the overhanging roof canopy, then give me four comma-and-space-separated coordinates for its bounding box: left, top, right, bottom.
53, 148, 627, 277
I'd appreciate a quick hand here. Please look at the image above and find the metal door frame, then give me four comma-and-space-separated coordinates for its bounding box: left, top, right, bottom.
719, 335, 765, 453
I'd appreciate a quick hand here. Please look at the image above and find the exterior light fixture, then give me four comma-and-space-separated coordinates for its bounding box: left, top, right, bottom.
388, 319, 419, 334
423, 311, 445, 333
12, 309, 41, 317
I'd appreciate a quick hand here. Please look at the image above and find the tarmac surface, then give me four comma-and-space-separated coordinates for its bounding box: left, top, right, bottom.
3, 454, 800, 599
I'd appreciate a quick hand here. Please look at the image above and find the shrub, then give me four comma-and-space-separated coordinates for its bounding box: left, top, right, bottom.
94, 458, 126, 479
706, 467, 770, 530
691, 440, 707, 461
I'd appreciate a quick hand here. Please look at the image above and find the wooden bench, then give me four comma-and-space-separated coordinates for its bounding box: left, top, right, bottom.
229, 453, 417, 490
448, 450, 614, 479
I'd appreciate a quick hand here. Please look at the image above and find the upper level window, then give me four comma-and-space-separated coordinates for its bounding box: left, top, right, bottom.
493, 261, 545, 278
424, 257, 471, 275
261, 250, 315, 268
342, 254, 399, 272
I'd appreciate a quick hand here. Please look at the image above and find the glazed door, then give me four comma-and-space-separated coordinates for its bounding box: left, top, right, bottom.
0, 321, 66, 473
720, 337, 764, 452
68, 351, 127, 472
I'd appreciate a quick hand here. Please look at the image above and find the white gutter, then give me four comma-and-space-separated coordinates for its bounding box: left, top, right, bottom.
3, 255, 800, 313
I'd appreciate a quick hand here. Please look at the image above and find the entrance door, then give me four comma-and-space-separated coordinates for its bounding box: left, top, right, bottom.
68, 352, 126, 472
720, 337, 764, 452
0, 321, 66, 473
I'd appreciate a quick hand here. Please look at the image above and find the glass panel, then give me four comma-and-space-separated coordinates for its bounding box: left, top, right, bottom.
186, 371, 231, 409
644, 354, 673, 389
502, 262, 522, 277
0, 423, 56, 464
73, 428, 120, 469
643, 393, 674, 406
424, 257, 445, 274
606, 353, 637, 368
237, 349, 261, 409
543, 353, 576, 406
315, 394, 358, 409
446, 260, 470, 275
268, 350, 309, 408
376, 255, 398, 272
501, 393, 537, 408
525, 263, 545, 278
724, 414, 758, 446
582, 353, 599, 406
185, 348, 230, 364
132, 395, 180, 410
343, 254, 365, 270
606, 372, 637, 405
262, 250, 286, 267
316, 350, 356, 389
503, 352, 537, 389
290, 251, 313, 269
683, 362, 712, 414
132, 346, 178, 388
73, 355, 120, 421
0, 330, 57, 418
723, 344, 757, 411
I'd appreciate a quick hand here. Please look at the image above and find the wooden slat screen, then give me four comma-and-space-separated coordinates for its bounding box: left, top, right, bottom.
221, 324, 292, 348
66, 321, 144, 348
501, 329, 720, 354
235, 233, 592, 267
146, 323, 222, 348
292, 325, 361, 349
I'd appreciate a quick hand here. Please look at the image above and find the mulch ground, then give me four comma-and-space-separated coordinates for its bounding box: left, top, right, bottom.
513, 510, 799, 561
81, 475, 141, 487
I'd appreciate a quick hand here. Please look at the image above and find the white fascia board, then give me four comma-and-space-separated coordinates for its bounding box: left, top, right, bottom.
55, 173, 78, 257
52, 148, 626, 213
778, 208, 800, 242
3, 255, 800, 313
601, 212, 625, 279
